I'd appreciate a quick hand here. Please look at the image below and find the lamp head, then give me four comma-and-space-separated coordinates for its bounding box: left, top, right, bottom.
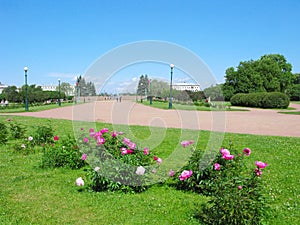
170, 64, 175, 69
24, 67, 28, 72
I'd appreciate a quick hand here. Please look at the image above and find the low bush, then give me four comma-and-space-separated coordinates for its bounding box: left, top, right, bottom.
32, 124, 54, 145
41, 135, 87, 169
0, 121, 8, 145
76, 127, 162, 193
230, 92, 289, 108
172, 145, 270, 224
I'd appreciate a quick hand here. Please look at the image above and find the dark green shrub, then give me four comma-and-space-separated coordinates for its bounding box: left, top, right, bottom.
172, 146, 270, 224
261, 92, 290, 108
230, 92, 289, 108
8, 120, 26, 139
41, 135, 86, 169
0, 122, 8, 145
33, 124, 54, 145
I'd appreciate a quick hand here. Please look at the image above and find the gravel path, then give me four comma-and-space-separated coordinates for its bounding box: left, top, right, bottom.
3, 101, 300, 137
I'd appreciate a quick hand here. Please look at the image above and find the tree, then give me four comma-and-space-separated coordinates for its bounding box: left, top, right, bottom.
2, 86, 21, 102
149, 79, 169, 98
56, 82, 73, 97
222, 54, 294, 100
137, 75, 149, 102
203, 84, 224, 101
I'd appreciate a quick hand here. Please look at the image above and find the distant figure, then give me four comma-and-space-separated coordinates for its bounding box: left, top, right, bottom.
4, 100, 8, 106
119, 96, 122, 102
1, 100, 4, 107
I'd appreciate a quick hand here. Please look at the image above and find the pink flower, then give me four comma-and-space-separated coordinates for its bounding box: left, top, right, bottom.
179, 170, 193, 180
118, 131, 124, 135
223, 154, 234, 160
54, 136, 59, 141
136, 166, 145, 175
143, 148, 149, 155
220, 148, 230, 155
181, 140, 194, 148
214, 163, 221, 170
75, 177, 84, 186
81, 154, 87, 161
153, 156, 158, 161
156, 158, 162, 164
238, 185, 243, 190
83, 137, 89, 143
243, 148, 251, 156
101, 128, 109, 133
152, 168, 157, 174
89, 128, 95, 133
28, 136, 33, 141
111, 131, 117, 138
7, 118, 11, 122
120, 147, 127, 155
256, 161, 268, 169
169, 170, 175, 177
255, 168, 263, 176
97, 137, 105, 145
128, 142, 136, 150
80, 128, 84, 131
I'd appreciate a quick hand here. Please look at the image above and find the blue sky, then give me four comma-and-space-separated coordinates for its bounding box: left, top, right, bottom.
1, 0, 299, 93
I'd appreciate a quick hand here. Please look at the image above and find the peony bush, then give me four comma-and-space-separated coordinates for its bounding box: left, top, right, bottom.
77, 127, 163, 192
172, 145, 270, 224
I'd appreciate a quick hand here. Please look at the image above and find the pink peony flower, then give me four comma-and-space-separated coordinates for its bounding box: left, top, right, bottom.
83, 137, 89, 143
53, 136, 59, 141
255, 168, 263, 176
128, 142, 136, 150
181, 140, 194, 148
223, 154, 234, 160
153, 156, 158, 161
120, 147, 127, 155
179, 170, 193, 180
169, 170, 175, 177
256, 161, 268, 169
89, 128, 95, 133
97, 137, 105, 145
214, 163, 221, 170
75, 177, 84, 186
81, 154, 87, 161
238, 185, 243, 190
111, 131, 117, 138
156, 158, 162, 164
28, 136, 33, 141
243, 148, 251, 156
118, 131, 124, 135
143, 148, 149, 155
136, 166, 146, 175
220, 148, 230, 155
100, 128, 109, 133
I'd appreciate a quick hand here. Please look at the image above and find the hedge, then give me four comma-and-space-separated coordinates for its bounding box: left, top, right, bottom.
230, 92, 290, 109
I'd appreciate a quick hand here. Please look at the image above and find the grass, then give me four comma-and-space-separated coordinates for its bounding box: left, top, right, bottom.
0, 102, 74, 113
140, 100, 249, 111
1, 115, 300, 224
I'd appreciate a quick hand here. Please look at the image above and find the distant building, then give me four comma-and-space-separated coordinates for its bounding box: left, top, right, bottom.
40, 83, 75, 96
172, 83, 201, 92
0, 82, 9, 94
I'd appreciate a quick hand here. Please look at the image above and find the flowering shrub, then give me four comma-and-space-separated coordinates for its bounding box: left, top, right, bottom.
78, 127, 161, 193
41, 135, 87, 169
7, 119, 26, 139
32, 124, 54, 145
173, 145, 270, 224
0, 122, 8, 145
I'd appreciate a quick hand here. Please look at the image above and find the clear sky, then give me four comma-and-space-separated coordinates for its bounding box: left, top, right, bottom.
1, 0, 299, 93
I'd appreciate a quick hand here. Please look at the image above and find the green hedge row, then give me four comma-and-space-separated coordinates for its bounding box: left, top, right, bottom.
230, 92, 290, 109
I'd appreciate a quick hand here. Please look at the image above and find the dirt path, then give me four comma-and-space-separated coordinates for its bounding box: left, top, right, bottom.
2, 101, 300, 137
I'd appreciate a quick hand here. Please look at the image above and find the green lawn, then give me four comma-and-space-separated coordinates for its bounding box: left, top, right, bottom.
140, 100, 248, 111
0, 115, 299, 224
0, 102, 74, 113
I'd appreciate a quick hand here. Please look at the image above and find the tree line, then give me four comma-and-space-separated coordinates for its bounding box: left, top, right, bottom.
135, 54, 299, 102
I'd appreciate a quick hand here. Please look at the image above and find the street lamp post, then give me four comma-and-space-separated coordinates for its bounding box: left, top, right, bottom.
168, 64, 174, 109
24, 67, 29, 111
58, 79, 61, 106
149, 79, 152, 105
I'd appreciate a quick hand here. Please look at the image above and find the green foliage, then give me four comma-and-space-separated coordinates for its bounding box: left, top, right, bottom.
7, 120, 26, 139
203, 84, 224, 101
0, 121, 8, 145
287, 84, 300, 101
230, 92, 290, 108
223, 54, 294, 100
41, 135, 86, 169
173, 146, 271, 224
78, 128, 157, 192
32, 124, 54, 145
137, 75, 149, 99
